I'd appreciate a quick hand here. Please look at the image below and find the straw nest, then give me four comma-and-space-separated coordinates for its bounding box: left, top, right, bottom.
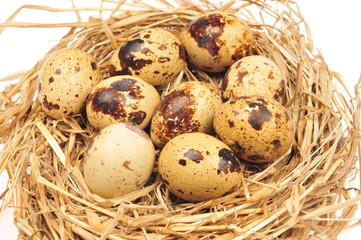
0, 0, 360, 239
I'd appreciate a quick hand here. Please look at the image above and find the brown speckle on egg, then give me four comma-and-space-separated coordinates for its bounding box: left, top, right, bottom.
184, 149, 203, 163
217, 148, 241, 174
187, 13, 225, 57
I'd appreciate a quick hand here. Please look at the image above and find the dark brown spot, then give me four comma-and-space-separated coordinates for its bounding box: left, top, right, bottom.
143, 34, 150, 39
238, 71, 248, 83
267, 71, 274, 80
88, 88, 127, 119
122, 161, 133, 171
156, 89, 200, 141
42, 95, 59, 111
49, 77, 54, 83
91, 62, 97, 70
75, 94, 79, 98
55, 69, 61, 75
257, 97, 267, 104
217, 148, 240, 174
158, 57, 170, 63
228, 120, 235, 128
230, 141, 246, 157
154, 71, 160, 74
158, 44, 167, 50
111, 78, 136, 91
129, 110, 146, 125
178, 44, 186, 61
111, 78, 144, 100
109, 64, 132, 76
179, 159, 187, 166
75, 66, 80, 72
274, 80, 285, 101
111, 39, 153, 76
206, 151, 210, 155
248, 101, 272, 130
187, 13, 225, 56
271, 139, 281, 149
275, 113, 281, 121
232, 43, 252, 61
184, 149, 203, 163
177, 189, 184, 194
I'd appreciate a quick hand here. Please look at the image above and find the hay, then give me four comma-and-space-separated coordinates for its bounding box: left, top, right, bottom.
0, 0, 360, 239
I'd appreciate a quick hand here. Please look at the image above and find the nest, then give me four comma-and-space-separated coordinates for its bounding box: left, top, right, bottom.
1, 0, 360, 239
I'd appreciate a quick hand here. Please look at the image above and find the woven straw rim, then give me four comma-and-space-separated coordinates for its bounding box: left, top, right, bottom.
0, 1, 360, 239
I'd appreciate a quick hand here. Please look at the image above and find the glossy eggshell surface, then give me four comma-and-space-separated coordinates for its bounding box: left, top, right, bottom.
213, 96, 294, 163
86, 75, 160, 129
180, 12, 253, 72
109, 28, 185, 86
150, 81, 222, 148
37, 49, 100, 119
222, 55, 285, 103
158, 132, 241, 202
83, 123, 155, 199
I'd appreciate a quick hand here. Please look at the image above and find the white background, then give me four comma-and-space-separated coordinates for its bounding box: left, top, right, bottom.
0, 0, 360, 239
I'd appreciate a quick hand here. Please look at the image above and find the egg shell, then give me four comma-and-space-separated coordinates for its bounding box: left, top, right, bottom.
86, 75, 160, 129
222, 55, 286, 103
37, 48, 100, 119
83, 123, 155, 199
150, 81, 222, 148
180, 12, 253, 72
213, 96, 294, 163
158, 132, 242, 202
109, 28, 186, 86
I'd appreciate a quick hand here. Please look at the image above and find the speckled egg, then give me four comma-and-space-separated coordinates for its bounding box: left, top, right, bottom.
83, 123, 155, 199
222, 55, 286, 103
37, 48, 100, 119
180, 12, 253, 72
159, 132, 241, 202
213, 96, 294, 163
150, 81, 222, 148
86, 75, 160, 129
109, 28, 186, 86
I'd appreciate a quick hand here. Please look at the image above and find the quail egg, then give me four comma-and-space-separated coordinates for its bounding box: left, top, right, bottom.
213, 96, 294, 163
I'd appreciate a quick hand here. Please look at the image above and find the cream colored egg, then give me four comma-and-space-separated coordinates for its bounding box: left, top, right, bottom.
180, 12, 253, 72
109, 28, 186, 86
37, 48, 100, 119
86, 75, 160, 129
83, 123, 155, 199
159, 132, 241, 202
150, 81, 222, 148
213, 96, 294, 163
222, 55, 286, 103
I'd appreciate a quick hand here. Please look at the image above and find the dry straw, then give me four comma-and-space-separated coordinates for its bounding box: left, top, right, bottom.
0, 0, 360, 239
